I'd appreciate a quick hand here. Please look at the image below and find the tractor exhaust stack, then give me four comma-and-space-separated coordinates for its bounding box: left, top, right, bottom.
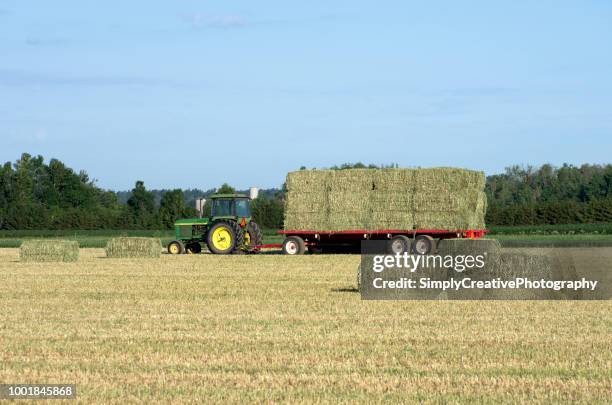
195, 197, 206, 218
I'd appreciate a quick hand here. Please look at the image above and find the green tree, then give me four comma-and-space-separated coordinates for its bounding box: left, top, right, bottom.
127, 181, 157, 228
159, 189, 187, 229
251, 195, 284, 229
217, 183, 236, 194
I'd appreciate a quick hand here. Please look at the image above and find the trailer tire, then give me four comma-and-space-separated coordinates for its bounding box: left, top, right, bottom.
283, 236, 305, 255
413, 235, 434, 255
388, 235, 411, 254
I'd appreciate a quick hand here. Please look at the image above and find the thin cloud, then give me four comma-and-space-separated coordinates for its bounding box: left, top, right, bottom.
177, 12, 305, 29
179, 13, 249, 29
449, 87, 519, 97
0, 69, 192, 88
206, 15, 248, 28
25, 38, 68, 47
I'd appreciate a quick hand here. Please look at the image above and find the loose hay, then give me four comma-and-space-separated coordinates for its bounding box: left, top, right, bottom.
20, 239, 79, 262
285, 168, 487, 230
105, 237, 162, 258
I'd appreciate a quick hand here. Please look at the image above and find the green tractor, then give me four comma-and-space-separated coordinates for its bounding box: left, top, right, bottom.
167, 193, 263, 255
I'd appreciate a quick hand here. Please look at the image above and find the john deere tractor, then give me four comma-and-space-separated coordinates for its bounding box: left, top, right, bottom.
167, 193, 263, 255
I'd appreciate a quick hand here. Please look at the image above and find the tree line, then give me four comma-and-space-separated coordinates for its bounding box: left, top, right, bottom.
0, 154, 610, 230
0, 154, 285, 230
485, 164, 612, 225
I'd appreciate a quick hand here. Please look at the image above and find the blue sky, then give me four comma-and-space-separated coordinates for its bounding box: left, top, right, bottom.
1, 1, 611, 190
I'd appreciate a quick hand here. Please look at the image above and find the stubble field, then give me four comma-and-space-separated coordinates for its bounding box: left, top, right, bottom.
0, 248, 610, 403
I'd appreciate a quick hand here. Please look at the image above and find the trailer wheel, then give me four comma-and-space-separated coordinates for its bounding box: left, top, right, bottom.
168, 240, 185, 255
388, 235, 411, 254
413, 235, 434, 255
283, 236, 305, 255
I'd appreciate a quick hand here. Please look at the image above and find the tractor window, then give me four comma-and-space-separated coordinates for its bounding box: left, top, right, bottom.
212, 199, 232, 217
235, 199, 250, 217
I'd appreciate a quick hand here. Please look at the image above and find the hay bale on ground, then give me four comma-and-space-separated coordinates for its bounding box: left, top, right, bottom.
105, 237, 162, 258
478, 251, 554, 299
20, 240, 79, 262
437, 238, 501, 259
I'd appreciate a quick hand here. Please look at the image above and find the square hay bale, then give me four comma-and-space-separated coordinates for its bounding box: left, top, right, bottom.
413, 212, 469, 230
286, 170, 330, 193
372, 169, 415, 191
413, 193, 460, 213
20, 239, 79, 262
328, 191, 369, 212
326, 211, 369, 230
285, 191, 328, 213
369, 193, 413, 211
366, 211, 415, 230
327, 169, 374, 191
105, 237, 162, 258
284, 215, 329, 231
437, 238, 502, 264
413, 167, 485, 193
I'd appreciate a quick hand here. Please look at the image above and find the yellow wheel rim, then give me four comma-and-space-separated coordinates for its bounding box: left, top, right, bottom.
245, 232, 251, 246
212, 226, 233, 251
169, 243, 180, 254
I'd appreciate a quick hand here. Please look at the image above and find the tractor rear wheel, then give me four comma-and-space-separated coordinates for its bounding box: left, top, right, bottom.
245, 221, 263, 253
168, 240, 185, 255
207, 221, 243, 254
229, 221, 245, 253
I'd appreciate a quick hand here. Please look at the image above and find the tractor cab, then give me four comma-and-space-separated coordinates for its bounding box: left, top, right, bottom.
168, 192, 262, 255
210, 194, 251, 221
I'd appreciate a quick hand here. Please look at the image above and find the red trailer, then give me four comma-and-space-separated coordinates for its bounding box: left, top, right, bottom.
263, 228, 488, 255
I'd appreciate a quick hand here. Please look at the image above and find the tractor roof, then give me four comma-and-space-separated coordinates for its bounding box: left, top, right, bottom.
210, 193, 249, 199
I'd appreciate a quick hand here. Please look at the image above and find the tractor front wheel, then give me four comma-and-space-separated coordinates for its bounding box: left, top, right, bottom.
168, 240, 185, 255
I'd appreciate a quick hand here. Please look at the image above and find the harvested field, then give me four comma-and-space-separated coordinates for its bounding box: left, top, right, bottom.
284, 168, 487, 231
19, 239, 79, 262
0, 248, 610, 403
105, 237, 162, 258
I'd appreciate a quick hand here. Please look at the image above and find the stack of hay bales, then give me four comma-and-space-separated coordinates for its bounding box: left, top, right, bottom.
20, 240, 79, 262
105, 237, 162, 258
284, 168, 487, 231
